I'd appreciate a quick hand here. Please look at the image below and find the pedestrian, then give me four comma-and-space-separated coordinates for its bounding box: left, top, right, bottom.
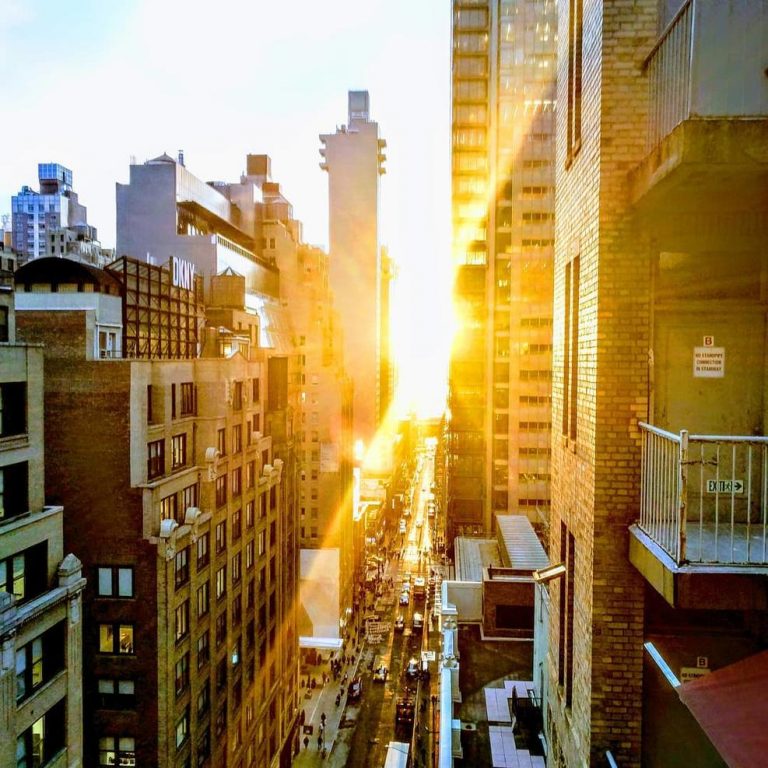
320, 712, 326, 724
317, 734, 323, 750
303, 736, 309, 750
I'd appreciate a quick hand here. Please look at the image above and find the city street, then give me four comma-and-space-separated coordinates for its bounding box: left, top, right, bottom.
295, 444, 443, 768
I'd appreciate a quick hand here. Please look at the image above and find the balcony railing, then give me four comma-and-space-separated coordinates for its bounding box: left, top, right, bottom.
643, 0, 768, 151
638, 422, 768, 567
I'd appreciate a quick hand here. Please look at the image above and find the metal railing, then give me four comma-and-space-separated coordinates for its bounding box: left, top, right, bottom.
638, 422, 768, 566
642, 0, 693, 150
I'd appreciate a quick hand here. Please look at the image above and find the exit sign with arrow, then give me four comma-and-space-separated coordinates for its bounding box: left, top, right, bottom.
706, 479, 744, 494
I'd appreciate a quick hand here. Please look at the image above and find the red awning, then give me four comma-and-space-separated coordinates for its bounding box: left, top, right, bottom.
678, 650, 768, 768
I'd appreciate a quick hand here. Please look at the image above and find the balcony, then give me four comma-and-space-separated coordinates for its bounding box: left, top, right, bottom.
629, 0, 768, 218
630, 423, 768, 608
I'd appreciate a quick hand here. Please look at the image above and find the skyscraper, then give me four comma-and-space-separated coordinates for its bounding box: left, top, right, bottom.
449, 1, 557, 544
320, 91, 388, 455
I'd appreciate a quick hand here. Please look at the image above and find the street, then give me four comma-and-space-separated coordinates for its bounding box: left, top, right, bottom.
295, 443, 443, 768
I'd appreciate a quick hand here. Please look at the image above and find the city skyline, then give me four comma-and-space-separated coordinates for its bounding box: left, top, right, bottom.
0, 0, 452, 417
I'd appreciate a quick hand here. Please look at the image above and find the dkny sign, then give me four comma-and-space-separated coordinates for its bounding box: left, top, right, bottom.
171, 255, 196, 291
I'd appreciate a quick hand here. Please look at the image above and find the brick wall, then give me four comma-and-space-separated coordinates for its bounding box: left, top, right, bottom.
549, 1, 658, 766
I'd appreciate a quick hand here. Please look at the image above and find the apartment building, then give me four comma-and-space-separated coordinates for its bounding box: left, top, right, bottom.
448, 0, 557, 547
15, 255, 299, 768
0, 286, 86, 767
546, 1, 768, 766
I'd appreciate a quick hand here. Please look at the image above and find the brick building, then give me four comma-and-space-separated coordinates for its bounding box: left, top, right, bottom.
0, 285, 86, 767
15, 256, 300, 768
546, 1, 768, 766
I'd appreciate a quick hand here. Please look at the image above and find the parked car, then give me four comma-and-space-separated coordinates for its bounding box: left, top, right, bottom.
348, 676, 363, 702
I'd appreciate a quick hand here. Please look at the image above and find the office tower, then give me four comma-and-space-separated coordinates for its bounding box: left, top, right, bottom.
320, 91, 388, 454
449, 1, 557, 545
546, 2, 768, 766
12, 162, 108, 266
15, 255, 299, 767
0, 287, 85, 767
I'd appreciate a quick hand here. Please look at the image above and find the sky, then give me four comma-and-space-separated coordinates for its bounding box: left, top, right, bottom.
0, 0, 452, 417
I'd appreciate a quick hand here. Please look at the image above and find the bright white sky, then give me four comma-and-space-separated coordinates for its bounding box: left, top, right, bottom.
0, 0, 452, 418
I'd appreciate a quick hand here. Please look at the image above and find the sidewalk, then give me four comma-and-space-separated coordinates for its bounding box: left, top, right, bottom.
293, 637, 365, 767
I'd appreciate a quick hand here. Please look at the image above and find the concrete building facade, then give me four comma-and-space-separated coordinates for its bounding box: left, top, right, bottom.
319, 91, 388, 455
546, 1, 768, 766
448, 0, 557, 547
0, 286, 86, 768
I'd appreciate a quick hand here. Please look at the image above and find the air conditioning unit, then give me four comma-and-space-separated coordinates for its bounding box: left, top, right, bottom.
160, 518, 178, 538
184, 507, 201, 525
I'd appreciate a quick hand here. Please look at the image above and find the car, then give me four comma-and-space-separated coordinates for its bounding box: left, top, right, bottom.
399, 520, 406, 534
394, 615, 405, 632
405, 658, 420, 679
372, 662, 388, 683
415, 517, 423, 528
402, 573, 412, 586
399, 591, 410, 606
347, 676, 363, 701
412, 612, 424, 632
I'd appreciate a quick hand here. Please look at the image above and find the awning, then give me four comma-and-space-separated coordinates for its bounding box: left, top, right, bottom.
678, 650, 768, 768
299, 636, 344, 651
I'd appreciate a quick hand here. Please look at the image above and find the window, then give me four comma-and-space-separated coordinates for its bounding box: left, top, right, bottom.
180, 382, 195, 416
15, 622, 64, 702
233, 381, 243, 411
215, 475, 227, 507
97, 679, 136, 709
232, 467, 242, 497
197, 679, 210, 719
217, 428, 227, 456
0, 382, 26, 437
97, 566, 134, 598
257, 530, 266, 557
252, 378, 260, 402
175, 547, 190, 589
246, 461, 256, 490
232, 508, 242, 541
232, 552, 242, 585
216, 657, 227, 692
246, 541, 254, 570
233, 424, 242, 453
148, 439, 165, 479
171, 383, 177, 419
18, 702, 65, 768
182, 483, 198, 514
176, 706, 190, 748
567, 0, 584, 162
216, 566, 227, 600
172, 433, 187, 469
197, 631, 210, 669
175, 652, 190, 697
245, 501, 255, 529
215, 611, 227, 647
562, 256, 580, 440
215, 521, 227, 554
558, 524, 577, 707
160, 493, 178, 522
0, 461, 29, 521
0, 306, 8, 342
197, 728, 211, 767
99, 623, 135, 654
197, 582, 210, 617
175, 601, 190, 643
246, 579, 255, 610
99, 736, 135, 767
232, 594, 242, 627
197, 532, 210, 569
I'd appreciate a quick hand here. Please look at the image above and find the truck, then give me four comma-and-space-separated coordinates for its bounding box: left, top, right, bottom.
413, 576, 426, 601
